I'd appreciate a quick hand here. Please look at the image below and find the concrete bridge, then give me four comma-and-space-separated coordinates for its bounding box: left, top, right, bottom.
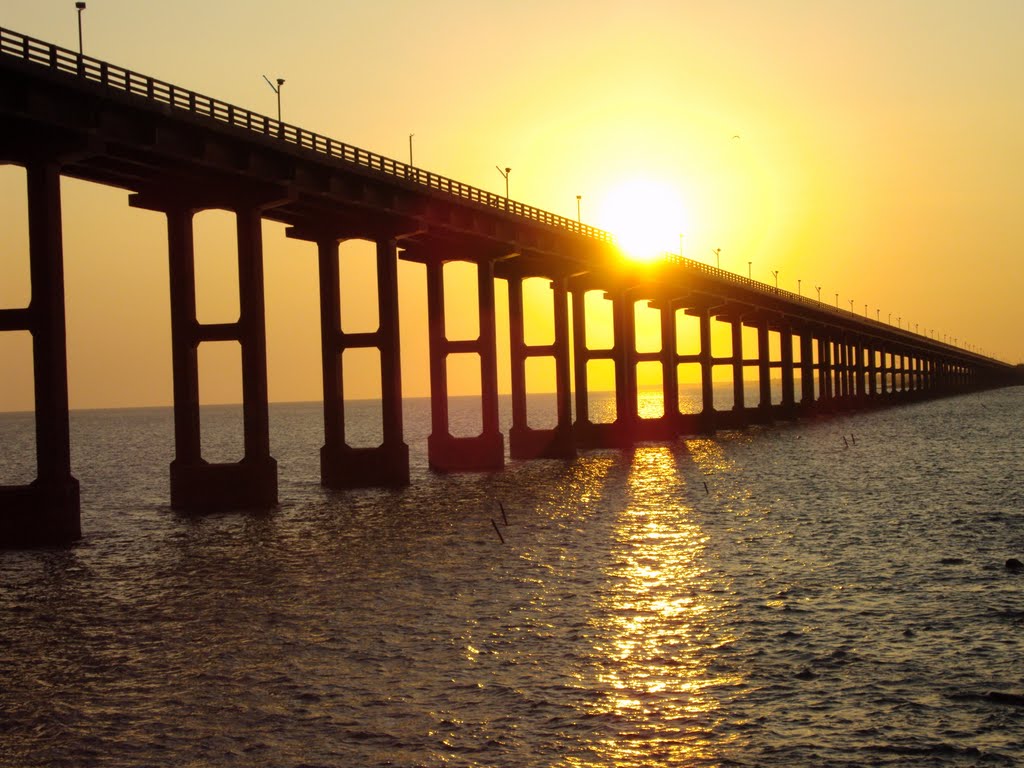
1, 28, 1017, 547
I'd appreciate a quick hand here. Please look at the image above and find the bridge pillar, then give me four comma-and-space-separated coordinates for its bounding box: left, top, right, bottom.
309, 235, 409, 487
507, 276, 575, 459
799, 331, 816, 408
0, 161, 81, 547
424, 255, 504, 472
571, 287, 631, 448
867, 344, 878, 398
755, 318, 773, 422
613, 291, 639, 446
819, 336, 834, 406
658, 301, 681, 437
142, 201, 278, 511
779, 325, 797, 416
697, 308, 716, 433
730, 317, 746, 415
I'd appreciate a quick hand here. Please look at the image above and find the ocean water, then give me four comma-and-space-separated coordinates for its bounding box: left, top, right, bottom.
1, 387, 1023, 767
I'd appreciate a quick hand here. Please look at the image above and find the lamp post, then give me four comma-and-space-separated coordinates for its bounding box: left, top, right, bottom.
849, 299, 854, 313
576, 195, 581, 224
263, 75, 285, 121
408, 133, 414, 166
798, 279, 802, 297
679, 233, 683, 258
835, 292, 839, 308
748, 261, 752, 279
75, 2, 86, 55
876, 309, 880, 321
771, 270, 779, 289
496, 166, 511, 198
815, 286, 821, 304
712, 248, 720, 269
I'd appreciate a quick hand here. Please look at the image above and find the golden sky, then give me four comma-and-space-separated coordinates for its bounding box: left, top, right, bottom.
2, 0, 1022, 411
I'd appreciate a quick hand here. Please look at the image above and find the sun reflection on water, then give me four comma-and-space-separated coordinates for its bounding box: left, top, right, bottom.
587, 445, 742, 765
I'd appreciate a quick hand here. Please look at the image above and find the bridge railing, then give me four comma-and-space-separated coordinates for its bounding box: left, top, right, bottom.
0, 26, 614, 246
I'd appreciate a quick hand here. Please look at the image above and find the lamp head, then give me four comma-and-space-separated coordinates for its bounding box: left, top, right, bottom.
76, 2, 86, 9
277, 78, 285, 86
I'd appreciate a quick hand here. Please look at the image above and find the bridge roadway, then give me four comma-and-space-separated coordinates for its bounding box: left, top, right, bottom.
1, 28, 1018, 547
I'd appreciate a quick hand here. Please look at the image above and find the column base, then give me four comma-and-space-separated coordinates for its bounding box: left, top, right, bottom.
428, 432, 504, 472
170, 457, 278, 511
321, 442, 410, 488
0, 478, 81, 548
509, 425, 576, 460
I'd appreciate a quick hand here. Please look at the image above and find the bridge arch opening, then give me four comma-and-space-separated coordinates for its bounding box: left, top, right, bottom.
522, 277, 555, 348
342, 348, 383, 448
198, 340, 243, 462
338, 239, 380, 335
636, 361, 664, 419
193, 209, 240, 325
524, 357, 557, 429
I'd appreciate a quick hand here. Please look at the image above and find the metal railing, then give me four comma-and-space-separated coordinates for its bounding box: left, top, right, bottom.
0, 26, 614, 243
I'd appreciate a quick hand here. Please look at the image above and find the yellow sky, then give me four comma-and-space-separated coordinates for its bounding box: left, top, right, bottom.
2, 0, 1022, 411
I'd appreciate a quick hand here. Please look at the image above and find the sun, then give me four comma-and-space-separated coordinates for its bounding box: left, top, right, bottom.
595, 178, 689, 263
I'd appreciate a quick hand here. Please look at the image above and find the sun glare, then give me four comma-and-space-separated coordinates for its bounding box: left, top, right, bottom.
596, 179, 689, 263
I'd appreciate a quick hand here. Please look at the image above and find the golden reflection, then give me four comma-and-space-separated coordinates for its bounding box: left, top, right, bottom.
587, 445, 742, 765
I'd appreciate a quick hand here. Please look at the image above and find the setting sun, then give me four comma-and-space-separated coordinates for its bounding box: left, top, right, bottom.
595, 178, 690, 263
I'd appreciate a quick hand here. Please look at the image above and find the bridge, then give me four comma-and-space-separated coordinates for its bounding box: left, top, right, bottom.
1, 27, 1018, 547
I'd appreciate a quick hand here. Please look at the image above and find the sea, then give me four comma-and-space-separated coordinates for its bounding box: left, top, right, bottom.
1, 386, 1023, 767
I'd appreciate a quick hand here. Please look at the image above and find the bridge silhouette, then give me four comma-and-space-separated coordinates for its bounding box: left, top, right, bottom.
1, 27, 1017, 547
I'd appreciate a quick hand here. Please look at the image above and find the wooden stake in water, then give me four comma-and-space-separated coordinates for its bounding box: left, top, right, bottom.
843, 436, 849, 448
703, 481, 709, 495
491, 519, 505, 544
499, 501, 508, 526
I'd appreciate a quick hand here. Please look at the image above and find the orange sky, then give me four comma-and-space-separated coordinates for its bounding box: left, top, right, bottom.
2, 0, 1022, 411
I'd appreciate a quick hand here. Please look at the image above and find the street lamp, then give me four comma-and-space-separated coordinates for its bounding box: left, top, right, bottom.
876, 309, 880, 321
771, 270, 779, 289
815, 285, 821, 304
849, 299, 854, 313
576, 195, 581, 224
797, 279, 802, 296
711, 248, 720, 269
748, 261, 752, 279
408, 133, 414, 166
75, 2, 86, 56
496, 166, 511, 198
263, 75, 285, 121
835, 292, 839, 308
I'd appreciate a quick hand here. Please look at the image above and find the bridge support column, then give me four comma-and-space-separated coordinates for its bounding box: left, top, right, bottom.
425, 256, 504, 472
658, 302, 681, 437
613, 291, 638, 446
867, 345, 878, 398
159, 204, 277, 511
730, 318, 746, 417
755, 319, 772, 422
697, 308, 716, 433
779, 326, 796, 416
799, 331, 815, 409
313, 236, 409, 487
0, 161, 80, 547
508, 277, 575, 459
819, 336, 834, 406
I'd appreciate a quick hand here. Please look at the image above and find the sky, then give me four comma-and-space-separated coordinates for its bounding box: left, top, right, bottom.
2, 0, 1023, 412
